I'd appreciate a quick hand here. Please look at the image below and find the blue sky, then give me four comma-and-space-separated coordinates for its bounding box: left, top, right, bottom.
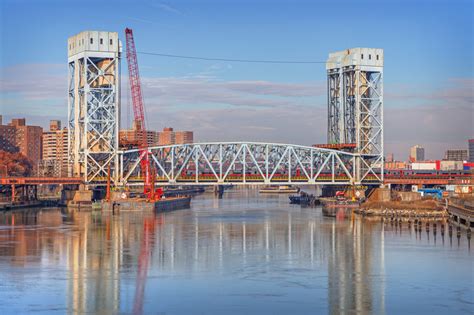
0, 0, 473, 159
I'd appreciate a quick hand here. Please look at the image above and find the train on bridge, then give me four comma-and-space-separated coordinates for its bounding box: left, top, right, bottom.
120, 169, 471, 186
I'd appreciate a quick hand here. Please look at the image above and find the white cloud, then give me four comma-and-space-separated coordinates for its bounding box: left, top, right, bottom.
0, 64, 66, 103
136, 76, 323, 110
385, 78, 474, 106
147, 1, 182, 14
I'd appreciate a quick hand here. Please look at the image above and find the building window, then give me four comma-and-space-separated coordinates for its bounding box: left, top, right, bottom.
82, 39, 84, 45
369, 54, 371, 60
376, 55, 379, 60
361, 54, 364, 59
100, 38, 103, 45
90, 38, 93, 44
110, 39, 113, 45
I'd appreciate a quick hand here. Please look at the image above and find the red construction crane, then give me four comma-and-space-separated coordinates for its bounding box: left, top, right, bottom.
125, 28, 153, 198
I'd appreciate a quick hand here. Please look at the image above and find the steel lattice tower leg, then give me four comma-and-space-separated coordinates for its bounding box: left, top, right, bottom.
68, 31, 121, 183
326, 48, 384, 184
327, 68, 342, 144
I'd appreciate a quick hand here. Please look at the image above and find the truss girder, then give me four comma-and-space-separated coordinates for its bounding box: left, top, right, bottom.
118, 142, 371, 186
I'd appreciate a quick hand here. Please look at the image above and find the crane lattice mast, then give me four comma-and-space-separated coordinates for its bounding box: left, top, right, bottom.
125, 27, 152, 195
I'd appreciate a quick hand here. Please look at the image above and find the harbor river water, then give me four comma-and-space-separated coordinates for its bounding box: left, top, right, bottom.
0, 189, 472, 314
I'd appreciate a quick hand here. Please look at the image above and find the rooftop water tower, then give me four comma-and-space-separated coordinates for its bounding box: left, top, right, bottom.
67, 31, 121, 183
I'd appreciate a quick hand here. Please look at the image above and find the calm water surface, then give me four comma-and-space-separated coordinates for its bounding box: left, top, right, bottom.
0, 189, 472, 315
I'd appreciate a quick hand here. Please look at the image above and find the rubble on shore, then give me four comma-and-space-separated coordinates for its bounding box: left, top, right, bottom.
359, 188, 447, 217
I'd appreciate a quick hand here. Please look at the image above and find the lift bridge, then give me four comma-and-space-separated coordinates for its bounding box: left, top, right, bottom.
66, 31, 383, 187
117, 142, 381, 186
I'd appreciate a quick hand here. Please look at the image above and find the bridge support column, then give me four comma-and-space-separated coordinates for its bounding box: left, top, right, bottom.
11, 184, 15, 203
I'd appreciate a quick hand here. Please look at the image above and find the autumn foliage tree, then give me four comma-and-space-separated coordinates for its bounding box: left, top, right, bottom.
0, 150, 33, 176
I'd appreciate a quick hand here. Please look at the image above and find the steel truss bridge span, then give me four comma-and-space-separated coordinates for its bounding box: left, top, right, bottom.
118, 142, 382, 186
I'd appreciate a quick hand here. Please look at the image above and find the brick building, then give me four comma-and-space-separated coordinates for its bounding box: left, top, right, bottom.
119, 120, 160, 149
158, 127, 193, 146
0, 117, 43, 169
119, 124, 194, 148
0, 118, 19, 153
175, 131, 194, 144
38, 120, 69, 177
158, 127, 175, 146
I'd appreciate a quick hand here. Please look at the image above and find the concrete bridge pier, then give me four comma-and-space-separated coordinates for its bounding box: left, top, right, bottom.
60, 184, 85, 206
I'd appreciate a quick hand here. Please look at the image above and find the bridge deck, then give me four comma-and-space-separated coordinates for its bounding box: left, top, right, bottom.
0, 177, 83, 185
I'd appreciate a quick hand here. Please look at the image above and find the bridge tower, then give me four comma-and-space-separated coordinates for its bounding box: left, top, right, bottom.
67, 31, 121, 183
326, 48, 384, 183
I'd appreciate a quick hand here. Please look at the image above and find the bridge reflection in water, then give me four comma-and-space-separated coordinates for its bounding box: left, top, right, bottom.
0, 200, 384, 313
0, 192, 470, 314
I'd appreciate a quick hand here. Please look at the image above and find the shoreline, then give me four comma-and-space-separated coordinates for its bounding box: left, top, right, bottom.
356, 208, 449, 218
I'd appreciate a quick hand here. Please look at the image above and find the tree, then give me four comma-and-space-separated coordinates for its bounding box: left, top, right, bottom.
0, 150, 33, 177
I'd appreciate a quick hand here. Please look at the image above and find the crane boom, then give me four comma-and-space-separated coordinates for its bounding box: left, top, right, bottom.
125, 28, 151, 194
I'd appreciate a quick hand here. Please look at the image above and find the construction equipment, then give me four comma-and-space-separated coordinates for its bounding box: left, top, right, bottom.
125, 28, 153, 199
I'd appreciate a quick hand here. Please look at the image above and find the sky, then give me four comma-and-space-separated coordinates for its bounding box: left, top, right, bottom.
0, 0, 473, 160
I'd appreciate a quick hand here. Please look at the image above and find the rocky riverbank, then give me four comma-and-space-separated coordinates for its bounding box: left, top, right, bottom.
355, 208, 448, 218
358, 198, 448, 218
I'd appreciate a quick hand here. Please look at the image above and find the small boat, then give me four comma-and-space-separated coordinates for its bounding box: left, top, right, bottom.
289, 194, 310, 205
289, 192, 320, 206
260, 185, 300, 194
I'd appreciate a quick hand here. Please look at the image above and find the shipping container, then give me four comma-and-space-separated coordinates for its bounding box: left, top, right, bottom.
463, 162, 474, 170
440, 160, 463, 171
411, 162, 438, 170
446, 185, 455, 192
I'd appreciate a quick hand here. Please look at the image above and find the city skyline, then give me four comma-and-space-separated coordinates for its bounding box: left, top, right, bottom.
1, 0, 473, 159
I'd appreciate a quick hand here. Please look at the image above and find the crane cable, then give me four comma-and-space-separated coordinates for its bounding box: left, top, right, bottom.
137, 51, 326, 64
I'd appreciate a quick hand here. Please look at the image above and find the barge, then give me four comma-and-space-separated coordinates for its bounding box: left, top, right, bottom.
164, 186, 205, 197
101, 196, 191, 212
289, 192, 319, 206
